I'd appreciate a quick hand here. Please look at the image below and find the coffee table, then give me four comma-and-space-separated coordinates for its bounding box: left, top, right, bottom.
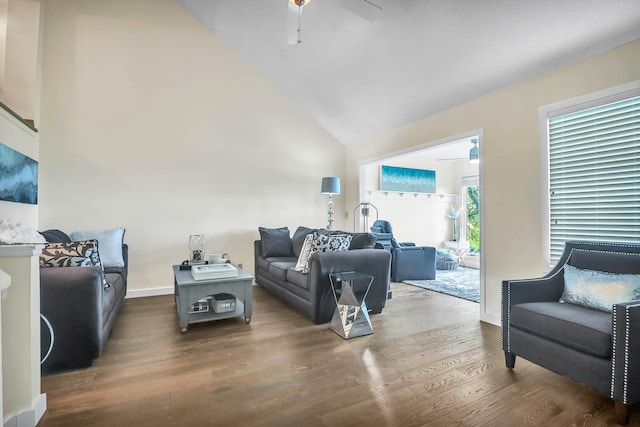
173, 265, 254, 333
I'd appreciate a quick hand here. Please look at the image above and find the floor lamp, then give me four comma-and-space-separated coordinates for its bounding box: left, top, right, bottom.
321, 177, 340, 230
353, 202, 378, 232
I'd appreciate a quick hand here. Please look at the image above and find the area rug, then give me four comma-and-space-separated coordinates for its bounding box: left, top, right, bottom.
403, 267, 480, 303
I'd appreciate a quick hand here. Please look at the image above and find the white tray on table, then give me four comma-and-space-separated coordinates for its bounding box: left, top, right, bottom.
191, 263, 238, 280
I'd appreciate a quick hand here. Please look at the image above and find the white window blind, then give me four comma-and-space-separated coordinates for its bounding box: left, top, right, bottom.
548, 96, 640, 260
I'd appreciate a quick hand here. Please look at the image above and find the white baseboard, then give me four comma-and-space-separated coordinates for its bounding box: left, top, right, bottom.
125, 286, 173, 299
3, 393, 46, 427
480, 311, 500, 326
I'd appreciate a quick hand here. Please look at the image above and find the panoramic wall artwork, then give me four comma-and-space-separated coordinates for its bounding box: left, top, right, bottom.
380, 165, 436, 193
0, 142, 38, 204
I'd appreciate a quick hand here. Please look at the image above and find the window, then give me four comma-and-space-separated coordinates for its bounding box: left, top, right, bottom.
461, 175, 479, 253
543, 84, 640, 262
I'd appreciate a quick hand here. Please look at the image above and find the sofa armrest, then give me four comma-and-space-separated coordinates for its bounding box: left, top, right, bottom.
501, 272, 565, 354
502, 272, 565, 307
307, 249, 391, 324
611, 301, 640, 405
40, 266, 104, 373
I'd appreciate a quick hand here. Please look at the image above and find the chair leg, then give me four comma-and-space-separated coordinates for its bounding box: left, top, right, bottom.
614, 401, 632, 425
505, 351, 516, 369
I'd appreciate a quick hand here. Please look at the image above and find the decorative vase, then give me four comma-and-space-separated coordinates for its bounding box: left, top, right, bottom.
188, 234, 206, 262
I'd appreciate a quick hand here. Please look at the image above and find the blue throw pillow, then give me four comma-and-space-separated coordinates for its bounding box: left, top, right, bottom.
436, 249, 456, 261
259, 227, 292, 258
70, 228, 126, 268
560, 264, 640, 312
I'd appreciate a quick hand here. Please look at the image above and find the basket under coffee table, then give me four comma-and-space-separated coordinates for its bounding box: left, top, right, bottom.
173, 265, 254, 333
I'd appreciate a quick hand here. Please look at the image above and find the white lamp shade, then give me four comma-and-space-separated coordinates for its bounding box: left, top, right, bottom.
321, 177, 340, 195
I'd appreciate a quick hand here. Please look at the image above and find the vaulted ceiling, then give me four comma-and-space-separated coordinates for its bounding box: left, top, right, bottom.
177, 0, 640, 146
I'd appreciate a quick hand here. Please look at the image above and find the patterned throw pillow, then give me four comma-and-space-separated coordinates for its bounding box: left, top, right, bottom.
311, 232, 353, 253
294, 232, 353, 274
560, 264, 640, 312
40, 240, 101, 267
40, 240, 110, 288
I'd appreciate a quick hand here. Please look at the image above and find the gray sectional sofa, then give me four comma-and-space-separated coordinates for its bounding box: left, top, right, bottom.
254, 226, 391, 324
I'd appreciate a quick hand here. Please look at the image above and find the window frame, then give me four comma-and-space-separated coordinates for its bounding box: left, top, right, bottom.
539, 80, 640, 268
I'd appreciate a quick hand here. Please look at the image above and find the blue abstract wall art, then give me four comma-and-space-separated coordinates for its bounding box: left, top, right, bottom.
380, 165, 436, 193
0, 142, 38, 204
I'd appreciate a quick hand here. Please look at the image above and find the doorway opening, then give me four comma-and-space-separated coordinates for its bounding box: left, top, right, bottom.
357, 131, 485, 319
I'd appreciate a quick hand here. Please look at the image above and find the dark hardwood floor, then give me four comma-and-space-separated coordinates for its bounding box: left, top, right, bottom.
39, 283, 635, 426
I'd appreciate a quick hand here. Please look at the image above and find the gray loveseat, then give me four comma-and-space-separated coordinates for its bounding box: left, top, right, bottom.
502, 240, 640, 423
254, 226, 391, 324
39, 229, 128, 374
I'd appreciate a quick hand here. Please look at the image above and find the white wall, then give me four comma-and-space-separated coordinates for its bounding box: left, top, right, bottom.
0, 0, 39, 121
346, 39, 640, 323
38, 0, 345, 295
361, 156, 477, 247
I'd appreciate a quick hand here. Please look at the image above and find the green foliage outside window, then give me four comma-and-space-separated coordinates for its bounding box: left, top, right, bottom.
466, 186, 480, 252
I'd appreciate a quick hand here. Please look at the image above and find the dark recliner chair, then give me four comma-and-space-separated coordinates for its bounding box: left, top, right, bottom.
502, 240, 640, 424
370, 220, 436, 282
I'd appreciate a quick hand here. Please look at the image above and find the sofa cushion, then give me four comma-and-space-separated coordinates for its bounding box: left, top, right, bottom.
349, 233, 377, 250
291, 226, 315, 257
40, 240, 101, 268
259, 227, 293, 258
287, 268, 310, 290
40, 229, 71, 243
511, 302, 612, 358
258, 255, 296, 271
71, 228, 126, 268
269, 261, 296, 281
560, 264, 640, 312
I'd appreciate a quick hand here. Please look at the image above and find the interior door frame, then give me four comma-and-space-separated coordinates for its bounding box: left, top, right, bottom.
357, 129, 489, 323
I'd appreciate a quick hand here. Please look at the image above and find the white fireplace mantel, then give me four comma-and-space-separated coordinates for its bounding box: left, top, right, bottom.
0, 244, 46, 427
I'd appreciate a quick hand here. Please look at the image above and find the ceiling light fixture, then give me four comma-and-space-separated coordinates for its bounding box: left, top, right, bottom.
469, 138, 479, 164
289, 0, 313, 44
289, 0, 381, 44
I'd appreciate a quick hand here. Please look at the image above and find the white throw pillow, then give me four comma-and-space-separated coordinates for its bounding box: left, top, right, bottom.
71, 228, 126, 268
294, 234, 315, 273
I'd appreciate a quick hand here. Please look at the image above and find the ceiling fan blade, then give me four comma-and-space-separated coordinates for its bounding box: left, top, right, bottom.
338, 0, 383, 21
437, 157, 468, 162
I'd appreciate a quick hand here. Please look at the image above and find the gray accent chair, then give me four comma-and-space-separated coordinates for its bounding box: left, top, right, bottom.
370, 220, 436, 282
502, 240, 640, 424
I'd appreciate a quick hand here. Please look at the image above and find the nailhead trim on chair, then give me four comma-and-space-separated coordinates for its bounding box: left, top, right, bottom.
612, 306, 618, 399
624, 303, 640, 404
624, 306, 630, 403
507, 282, 511, 352
567, 241, 640, 250
611, 302, 640, 404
